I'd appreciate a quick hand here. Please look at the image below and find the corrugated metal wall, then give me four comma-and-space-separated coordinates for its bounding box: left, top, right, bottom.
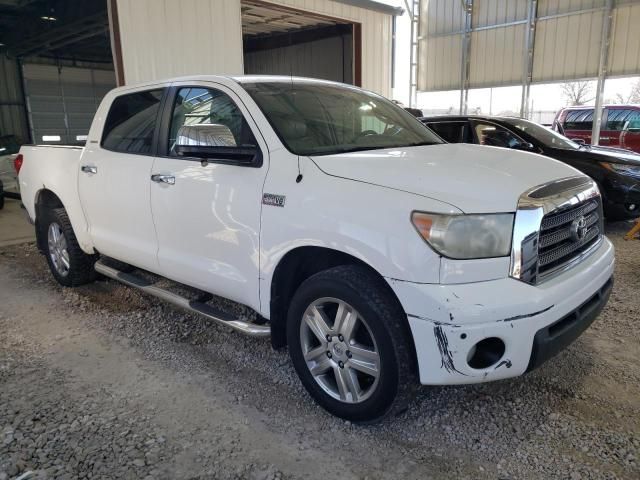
115, 0, 245, 85
115, 0, 393, 97
0, 56, 29, 143
244, 34, 353, 83
418, 0, 640, 92
22, 64, 116, 145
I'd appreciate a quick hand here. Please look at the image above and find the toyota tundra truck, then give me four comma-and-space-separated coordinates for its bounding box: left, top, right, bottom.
17, 76, 615, 422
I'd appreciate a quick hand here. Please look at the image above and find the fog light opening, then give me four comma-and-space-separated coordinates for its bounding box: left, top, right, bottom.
467, 337, 506, 369
627, 203, 637, 212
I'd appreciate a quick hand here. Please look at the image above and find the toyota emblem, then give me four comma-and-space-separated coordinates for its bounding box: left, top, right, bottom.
570, 216, 588, 241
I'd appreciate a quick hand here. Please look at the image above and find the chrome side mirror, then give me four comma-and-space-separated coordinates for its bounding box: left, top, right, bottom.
175, 123, 237, 148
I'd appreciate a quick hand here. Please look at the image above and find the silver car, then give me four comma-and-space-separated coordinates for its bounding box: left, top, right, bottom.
0, 135, 20, 196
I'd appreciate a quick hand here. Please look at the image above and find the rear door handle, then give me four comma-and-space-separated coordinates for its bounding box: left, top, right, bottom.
81, 165, 97, 174
151, 174, 175, 185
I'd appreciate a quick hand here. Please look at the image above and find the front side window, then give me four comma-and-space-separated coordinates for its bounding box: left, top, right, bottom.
168, 87, 257, 156
606, 109, 633, 131
426, 121, 470, 143
243, 82, 442, 156
102, 89, 164, 154
473, 122, 525, 149
626, 111, 640, 131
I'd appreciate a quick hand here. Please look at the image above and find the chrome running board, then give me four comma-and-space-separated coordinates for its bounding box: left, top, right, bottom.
94, 260, 270, 338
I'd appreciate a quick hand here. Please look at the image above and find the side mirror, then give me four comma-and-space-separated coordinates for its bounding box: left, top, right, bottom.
174, 124, 260, 165
572, 138, 586, 145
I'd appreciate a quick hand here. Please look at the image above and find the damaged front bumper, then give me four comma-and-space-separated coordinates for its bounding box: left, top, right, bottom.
387, 237, 615, 385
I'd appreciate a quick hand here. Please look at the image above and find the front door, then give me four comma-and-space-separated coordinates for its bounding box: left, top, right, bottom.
150, 83, 268, 311
78, 88, 165, 271
621, 110, 640, 153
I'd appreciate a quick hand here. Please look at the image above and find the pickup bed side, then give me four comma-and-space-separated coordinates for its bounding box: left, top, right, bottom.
20, 145, 94, 253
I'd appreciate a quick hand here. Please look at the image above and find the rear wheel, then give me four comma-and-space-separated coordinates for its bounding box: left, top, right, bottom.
42, 207, 97, 286
287, 265, 417, 422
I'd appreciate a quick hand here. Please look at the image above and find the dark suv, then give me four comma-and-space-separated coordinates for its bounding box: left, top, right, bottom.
553, 105, 640, 153
421, 115, 640, 220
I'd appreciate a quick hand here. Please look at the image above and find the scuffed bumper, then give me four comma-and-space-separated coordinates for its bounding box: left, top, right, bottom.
387, 238, 615, 385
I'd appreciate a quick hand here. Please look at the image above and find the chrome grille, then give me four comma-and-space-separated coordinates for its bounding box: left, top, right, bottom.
537, 199, 602, 279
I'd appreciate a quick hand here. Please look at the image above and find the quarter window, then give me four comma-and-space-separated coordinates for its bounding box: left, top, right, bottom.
102, 89, 164, 154
168, 87, 257, 156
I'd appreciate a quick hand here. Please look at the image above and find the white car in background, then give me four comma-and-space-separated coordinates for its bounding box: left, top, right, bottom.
0, 135, 21, 208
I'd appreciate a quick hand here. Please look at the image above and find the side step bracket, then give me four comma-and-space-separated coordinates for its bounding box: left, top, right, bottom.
94, 260, 270, 338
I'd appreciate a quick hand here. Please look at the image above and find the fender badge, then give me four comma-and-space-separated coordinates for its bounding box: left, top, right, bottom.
262, 193, 286, 207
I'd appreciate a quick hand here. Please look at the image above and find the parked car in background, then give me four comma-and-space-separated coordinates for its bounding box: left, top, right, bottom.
421, 115, 640, 220
553, 105, 640, 153
18, 77, 614, 421
0, 134, 21, 198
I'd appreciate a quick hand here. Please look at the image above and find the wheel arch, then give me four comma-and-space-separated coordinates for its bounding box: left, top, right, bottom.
268, 246, 415, 360
33, 188, 94, 255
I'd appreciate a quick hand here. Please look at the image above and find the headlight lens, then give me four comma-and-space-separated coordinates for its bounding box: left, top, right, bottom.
600, 162, 640, 178
411, 212, 514, 259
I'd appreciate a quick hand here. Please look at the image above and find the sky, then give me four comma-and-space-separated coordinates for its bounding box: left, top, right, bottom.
380, 0, 639, 115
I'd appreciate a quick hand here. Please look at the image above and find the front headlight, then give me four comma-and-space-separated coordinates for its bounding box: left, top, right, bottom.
411, 212, 514, 259
600, 162, 640, 178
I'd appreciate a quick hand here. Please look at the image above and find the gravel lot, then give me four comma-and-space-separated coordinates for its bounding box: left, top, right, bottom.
1, 222, 639, 480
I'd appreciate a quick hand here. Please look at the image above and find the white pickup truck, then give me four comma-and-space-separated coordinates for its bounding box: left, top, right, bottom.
18, 76, 614, 422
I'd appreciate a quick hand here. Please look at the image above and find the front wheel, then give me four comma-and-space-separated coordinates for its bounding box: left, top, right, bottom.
287, 265, 417, 422
42, 207, 97, 287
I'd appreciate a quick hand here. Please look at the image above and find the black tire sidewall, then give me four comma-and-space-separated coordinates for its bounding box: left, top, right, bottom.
287, 271, 402, 422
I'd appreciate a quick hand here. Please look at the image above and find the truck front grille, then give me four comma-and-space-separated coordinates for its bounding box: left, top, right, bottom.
537, 199, 602, 279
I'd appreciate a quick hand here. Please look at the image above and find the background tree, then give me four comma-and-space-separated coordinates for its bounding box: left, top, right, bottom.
612, 79, 640, 104
561, 81, 595, 105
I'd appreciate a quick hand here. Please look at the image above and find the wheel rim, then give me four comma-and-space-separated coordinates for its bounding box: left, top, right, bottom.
47, 222, 70, 277
300, 297, 380, 404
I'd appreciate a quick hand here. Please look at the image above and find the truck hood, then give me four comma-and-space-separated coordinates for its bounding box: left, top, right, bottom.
310, 143, 582, 213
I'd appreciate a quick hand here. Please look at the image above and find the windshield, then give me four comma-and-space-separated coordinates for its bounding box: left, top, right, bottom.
243, 81, 442, 156
502, 118, 579, 150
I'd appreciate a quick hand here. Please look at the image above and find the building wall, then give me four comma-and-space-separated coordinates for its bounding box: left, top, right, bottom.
0, 56, 29, 143
274, 0, 393, 96
244, 33, 353, 84
115, 0, 245, 85
115, 0, 393, 97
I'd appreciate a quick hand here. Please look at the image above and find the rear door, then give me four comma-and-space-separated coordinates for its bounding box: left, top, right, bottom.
562, 108, 594, 144
149, 82, 268, 310
78, 87, 165, 271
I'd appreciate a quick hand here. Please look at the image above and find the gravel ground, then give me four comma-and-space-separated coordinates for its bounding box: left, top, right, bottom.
1, 222, 639, 479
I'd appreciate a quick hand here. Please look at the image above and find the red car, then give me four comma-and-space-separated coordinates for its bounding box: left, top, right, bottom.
553, 105, 640, 153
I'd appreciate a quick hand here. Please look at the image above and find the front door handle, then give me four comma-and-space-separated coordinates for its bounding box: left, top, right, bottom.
81, 165, 97, 174
151, 174, 175, 185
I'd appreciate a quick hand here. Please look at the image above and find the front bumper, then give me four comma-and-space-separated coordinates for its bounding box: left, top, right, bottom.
387, 237, 615, 385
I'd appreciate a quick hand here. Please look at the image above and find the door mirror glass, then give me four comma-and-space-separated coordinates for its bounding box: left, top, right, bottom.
511, 142, 537, 152
175, 124, 237, 148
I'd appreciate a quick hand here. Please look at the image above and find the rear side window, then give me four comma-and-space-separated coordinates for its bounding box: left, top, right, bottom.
606, 109, 634, 131
102, 89, 164, 154
563, 109, 593, 131
426, 121, 470, 143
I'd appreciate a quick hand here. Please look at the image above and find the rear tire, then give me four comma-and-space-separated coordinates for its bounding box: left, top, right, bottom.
287, 265, 417, 422
42, 207, 97, 287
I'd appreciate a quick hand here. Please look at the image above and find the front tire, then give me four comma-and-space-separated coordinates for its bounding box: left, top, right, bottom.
287, 265, 417, 422
42, 207, 97, 287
